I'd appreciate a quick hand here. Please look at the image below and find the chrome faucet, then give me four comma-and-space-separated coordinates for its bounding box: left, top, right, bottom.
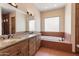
8, 34, 14, 39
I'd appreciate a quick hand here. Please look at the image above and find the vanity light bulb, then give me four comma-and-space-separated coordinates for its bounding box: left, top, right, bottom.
4, 20, 5, 22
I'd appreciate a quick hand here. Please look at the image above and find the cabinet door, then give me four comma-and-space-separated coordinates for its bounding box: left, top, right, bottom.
2, 14, 10, 35
29, 35, 41, 56
19, 40, 28, 56
29, 37, 36, 56
36, 35, 41, 51
11, 17, 16, 34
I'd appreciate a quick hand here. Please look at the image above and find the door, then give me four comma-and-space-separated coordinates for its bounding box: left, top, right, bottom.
11, 17, 16, 34
2, 14, 10, 35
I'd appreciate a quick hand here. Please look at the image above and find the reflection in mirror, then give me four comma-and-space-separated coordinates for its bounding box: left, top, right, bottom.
1, 6, 35, 36
26, 11, 35, 32
1, 7, 16, 35
11, 17, 16, 34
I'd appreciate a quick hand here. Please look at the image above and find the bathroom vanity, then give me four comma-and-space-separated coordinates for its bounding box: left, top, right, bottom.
0, 33, 41, 56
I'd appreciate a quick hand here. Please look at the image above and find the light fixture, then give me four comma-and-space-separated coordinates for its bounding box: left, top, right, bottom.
27, 11, 29, 15
26, 10, 32, 16
8, 3, 18, 8
29, 13, 32, 16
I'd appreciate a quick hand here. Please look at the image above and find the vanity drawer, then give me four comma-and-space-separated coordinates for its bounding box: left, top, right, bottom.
18, 40, 28, 56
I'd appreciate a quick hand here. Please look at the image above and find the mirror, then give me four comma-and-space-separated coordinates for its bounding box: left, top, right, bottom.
26, 11, 35, 32
0, 4, 35, 35
1, 7, 27, 35
1, 7, 16, 35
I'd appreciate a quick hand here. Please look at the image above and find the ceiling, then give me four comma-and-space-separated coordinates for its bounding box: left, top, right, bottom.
2, 7, 15, 14
2, 3, 66, 14
34, 3, 66, 12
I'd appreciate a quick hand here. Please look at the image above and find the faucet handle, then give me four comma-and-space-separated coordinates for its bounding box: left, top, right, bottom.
0, 37, 5, 40
8, 34, 15, 39
8, 34, 11, 39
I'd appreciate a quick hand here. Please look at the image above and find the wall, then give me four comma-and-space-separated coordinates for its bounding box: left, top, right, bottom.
65, 3, 76, 53
65, 4, 72, 42
40, 8, 65, 32
17, 3, 41, 32
0, 7, 2, 35
71, 3, 76, 53
16, 11, 26, 32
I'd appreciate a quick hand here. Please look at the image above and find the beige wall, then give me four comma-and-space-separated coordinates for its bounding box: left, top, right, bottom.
17, 3, 41, 32
71, 3, 76, 53
64, 3, 76, 53
64, 4, 72, 42
65, 3, 72, 34
40, 8, 65, 32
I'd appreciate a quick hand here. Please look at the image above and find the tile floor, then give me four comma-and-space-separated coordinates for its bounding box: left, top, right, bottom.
35, 47, 79, 56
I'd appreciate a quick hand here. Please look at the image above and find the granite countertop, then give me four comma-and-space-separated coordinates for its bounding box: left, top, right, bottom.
0, 33, 41, 50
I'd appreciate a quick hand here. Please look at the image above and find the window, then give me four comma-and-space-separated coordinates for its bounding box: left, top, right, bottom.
45, 17, 59, 32
29, 20, 35, 31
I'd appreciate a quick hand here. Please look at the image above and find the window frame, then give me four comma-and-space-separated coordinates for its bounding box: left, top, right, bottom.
44, 16, 60, 32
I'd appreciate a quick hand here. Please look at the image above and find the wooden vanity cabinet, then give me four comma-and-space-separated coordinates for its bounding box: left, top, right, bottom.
29, 37, 36, 56
0, 39, 29, 56
19, 39, 28, 56
0, 34, 41, 56
36, 35, 41, 51
28, 35, 41, 56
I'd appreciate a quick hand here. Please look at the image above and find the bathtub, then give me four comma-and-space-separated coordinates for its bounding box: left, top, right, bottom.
41, 36, 64, 42
41, 36, 72, 52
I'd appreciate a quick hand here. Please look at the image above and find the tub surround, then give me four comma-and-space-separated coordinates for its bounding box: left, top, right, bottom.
41, 40, 72, 52
40, 32, 64, 38
40, 32, 72, 52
